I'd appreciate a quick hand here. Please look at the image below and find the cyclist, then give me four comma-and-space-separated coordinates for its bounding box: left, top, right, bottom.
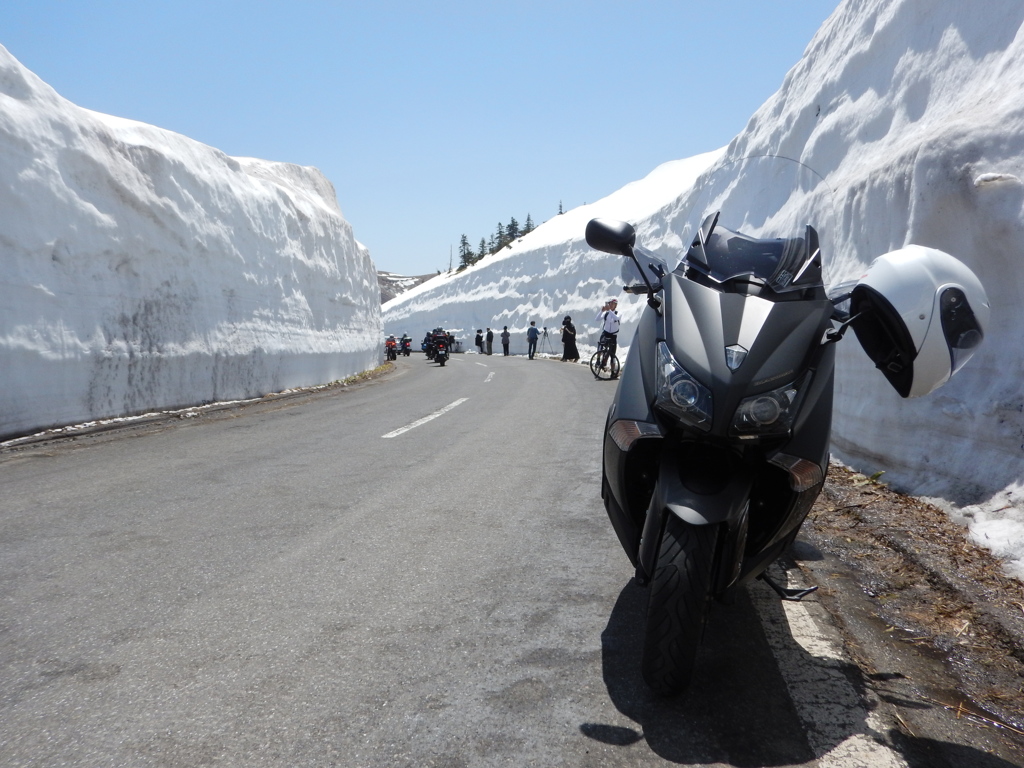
595, 299, 620, 377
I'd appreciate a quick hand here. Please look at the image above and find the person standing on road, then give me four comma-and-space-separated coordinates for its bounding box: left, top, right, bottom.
595, 299, 620, 377
526, 322, 540, 359
475, 329, 484, 355
501, 326, 510, 356
561, 316, 579, 362
485, 328, 493, 356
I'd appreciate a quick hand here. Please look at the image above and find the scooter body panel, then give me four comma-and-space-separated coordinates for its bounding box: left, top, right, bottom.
603, 271, 837, 587
662, 275, 835, 437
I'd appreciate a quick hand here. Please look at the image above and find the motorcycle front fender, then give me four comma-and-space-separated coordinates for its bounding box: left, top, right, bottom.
635, 442, 754, 591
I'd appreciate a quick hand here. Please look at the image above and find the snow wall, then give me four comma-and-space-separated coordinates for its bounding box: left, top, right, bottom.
381, 150, 725, 356
384, 0, 1024, 575
0, 46, 382, 440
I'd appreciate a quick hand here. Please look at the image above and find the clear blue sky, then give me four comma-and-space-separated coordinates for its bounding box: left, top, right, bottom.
5, 1, 839, 275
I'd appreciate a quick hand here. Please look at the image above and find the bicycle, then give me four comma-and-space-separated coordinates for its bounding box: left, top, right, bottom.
589, 336, 620, 380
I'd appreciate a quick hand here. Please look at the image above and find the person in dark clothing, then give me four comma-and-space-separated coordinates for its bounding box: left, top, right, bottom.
475, 329, 484, 354
485, 328, 494, 355
561, 316, 579, 362
500, 326, 510, 356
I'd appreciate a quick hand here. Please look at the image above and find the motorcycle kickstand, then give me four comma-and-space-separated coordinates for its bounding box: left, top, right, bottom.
758, 572, 819, 602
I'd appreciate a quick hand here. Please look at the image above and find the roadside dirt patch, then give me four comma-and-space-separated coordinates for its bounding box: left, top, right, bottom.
802, 463, 1024, 744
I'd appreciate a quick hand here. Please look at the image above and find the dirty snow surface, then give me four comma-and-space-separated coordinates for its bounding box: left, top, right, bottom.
382, 0, 1024, 578
0, 45, 382, 440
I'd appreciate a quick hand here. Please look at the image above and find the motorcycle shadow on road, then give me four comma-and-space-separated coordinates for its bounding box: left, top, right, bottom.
581, 578, 1021, 767
581, 578, 819, 765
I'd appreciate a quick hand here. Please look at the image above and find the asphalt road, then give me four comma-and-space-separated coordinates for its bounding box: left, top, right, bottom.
0, 352, 1012, 766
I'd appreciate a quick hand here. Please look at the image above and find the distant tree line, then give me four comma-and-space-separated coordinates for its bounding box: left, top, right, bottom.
457, 213, 537, 271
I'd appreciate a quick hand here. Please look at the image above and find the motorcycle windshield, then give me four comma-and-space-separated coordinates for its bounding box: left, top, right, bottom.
674, 155, 837, 294
696, 225, 818, 291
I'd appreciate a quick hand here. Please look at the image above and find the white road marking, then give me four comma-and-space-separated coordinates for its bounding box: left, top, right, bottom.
751, 565, 907, 767
485, 372, 495, 383
381, 398, 469, 439
475, 362, 488, 367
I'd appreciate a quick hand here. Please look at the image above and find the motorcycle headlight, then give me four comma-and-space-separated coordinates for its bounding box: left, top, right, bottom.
730, 374, 809, 437
654, 342, 713, 431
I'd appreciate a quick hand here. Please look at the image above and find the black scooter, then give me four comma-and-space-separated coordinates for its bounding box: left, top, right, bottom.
588, 155, 988, 695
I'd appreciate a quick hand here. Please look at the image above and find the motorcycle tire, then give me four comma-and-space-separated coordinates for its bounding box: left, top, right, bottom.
589, 351, 620, 380
438, 357, 446, 366
641, 512, 719, 696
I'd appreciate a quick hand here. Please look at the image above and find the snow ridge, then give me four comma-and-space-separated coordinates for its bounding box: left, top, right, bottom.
382, 150, 724, 354
0, 45, 381, 439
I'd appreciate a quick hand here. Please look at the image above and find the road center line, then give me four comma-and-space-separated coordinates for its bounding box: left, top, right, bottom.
381, 398, 469, 439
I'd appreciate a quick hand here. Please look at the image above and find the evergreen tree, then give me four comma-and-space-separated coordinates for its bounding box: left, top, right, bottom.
558, 201, 564, 214
458, 234, 474, 269
452, 212, 539, 262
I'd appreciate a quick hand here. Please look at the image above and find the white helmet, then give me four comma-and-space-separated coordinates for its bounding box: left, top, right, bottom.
849, 245, 989, 398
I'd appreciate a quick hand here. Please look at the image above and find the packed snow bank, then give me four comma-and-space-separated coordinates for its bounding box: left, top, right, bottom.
384, 0, 1024, 577
758, 0, 1024, 578
382, 150, 724, 355
0, 46, 381, 439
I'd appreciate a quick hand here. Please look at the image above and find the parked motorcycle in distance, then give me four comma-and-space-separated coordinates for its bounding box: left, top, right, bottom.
587, 155, 989, 696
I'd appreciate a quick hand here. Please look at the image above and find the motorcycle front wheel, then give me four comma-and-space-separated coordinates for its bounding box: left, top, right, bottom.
642, 513, 719, 696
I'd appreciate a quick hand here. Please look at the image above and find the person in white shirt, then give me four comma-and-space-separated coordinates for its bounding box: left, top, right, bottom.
595, 298, 621, 377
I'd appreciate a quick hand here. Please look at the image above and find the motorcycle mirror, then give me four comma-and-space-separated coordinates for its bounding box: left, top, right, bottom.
586, 218, 636, 256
